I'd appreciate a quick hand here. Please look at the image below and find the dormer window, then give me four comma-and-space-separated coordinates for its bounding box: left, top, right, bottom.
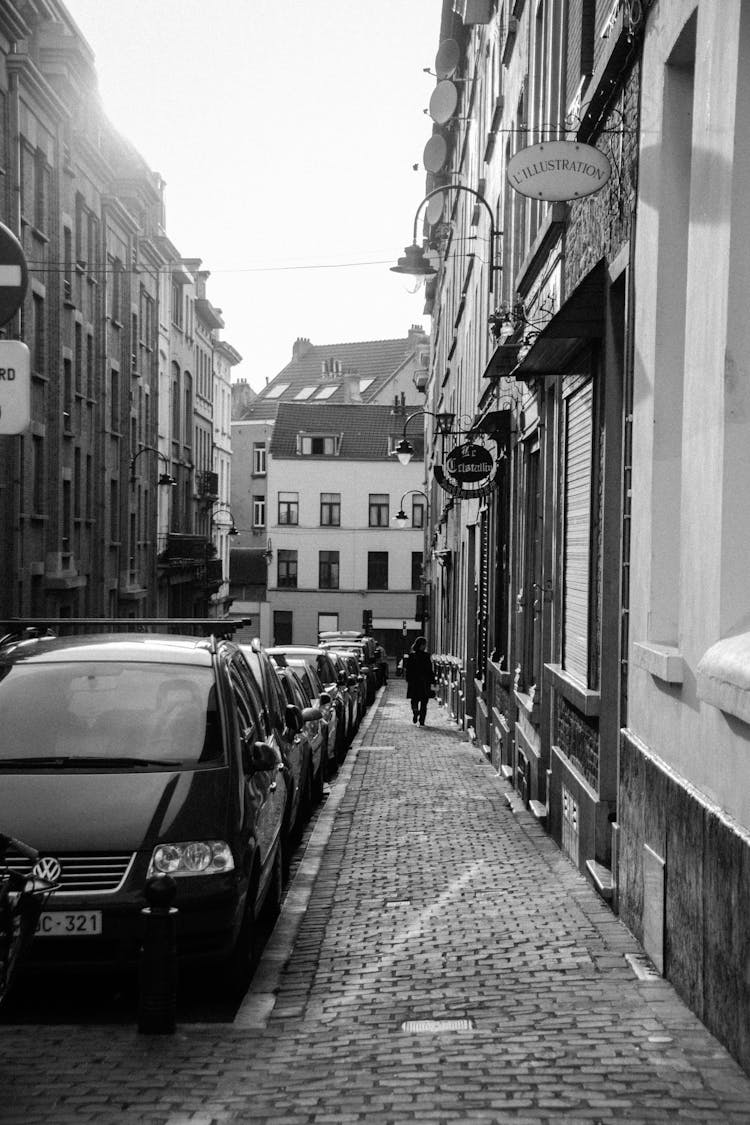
297, 432, 342, 456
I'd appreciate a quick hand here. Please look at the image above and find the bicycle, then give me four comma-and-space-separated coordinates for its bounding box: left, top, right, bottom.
0, 833, 59, 1004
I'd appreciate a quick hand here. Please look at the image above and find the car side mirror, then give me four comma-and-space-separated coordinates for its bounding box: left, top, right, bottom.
302, 706, 322, 723
243, 740, 277, 774
338, 671, 347, 685
347, 674, 358, 686
285, 704, 302, 733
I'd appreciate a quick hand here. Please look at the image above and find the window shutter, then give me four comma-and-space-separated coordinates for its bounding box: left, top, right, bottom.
563, 380, 593, 684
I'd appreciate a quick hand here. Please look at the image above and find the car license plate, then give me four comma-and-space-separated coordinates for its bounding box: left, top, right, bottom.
36, 911, 102, 937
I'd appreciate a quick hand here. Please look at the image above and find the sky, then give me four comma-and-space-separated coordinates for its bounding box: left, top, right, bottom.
65, 0, 441, 391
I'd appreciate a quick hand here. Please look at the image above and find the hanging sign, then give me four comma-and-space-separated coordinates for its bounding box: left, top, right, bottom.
435, 441, 499, 499
506, 140, 611, 201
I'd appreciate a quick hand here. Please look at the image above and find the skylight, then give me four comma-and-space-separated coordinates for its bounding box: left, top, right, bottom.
265, 383, 290, 399
294, 386, 316, 400
315, 386, 337, 399
359, 378, 374, 392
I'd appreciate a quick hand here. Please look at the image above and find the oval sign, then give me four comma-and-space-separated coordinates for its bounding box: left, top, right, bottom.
506, 140, 611, 201
445, 442, 494, 483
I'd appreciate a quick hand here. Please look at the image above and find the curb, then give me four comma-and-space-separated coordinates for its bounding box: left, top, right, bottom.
233, 684, 387, 1030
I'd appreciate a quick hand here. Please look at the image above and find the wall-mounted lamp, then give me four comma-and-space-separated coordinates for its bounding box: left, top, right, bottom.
391, 184, 501, 293
392, 408, 456, 466
210, 501, 239, 537
393, 489, 429, 529
129, 446, 177, 487
264, 537, 273, 564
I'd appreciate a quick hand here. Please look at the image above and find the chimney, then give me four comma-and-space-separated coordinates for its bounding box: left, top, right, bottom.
342, 371, 361, 404
407, 324, 427, 347
292, 337, 312, 360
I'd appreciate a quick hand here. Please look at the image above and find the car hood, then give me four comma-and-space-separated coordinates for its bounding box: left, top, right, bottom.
0, 767, 231, 852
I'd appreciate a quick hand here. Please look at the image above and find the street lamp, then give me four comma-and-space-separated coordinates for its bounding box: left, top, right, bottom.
393, 408, 456, 466
129, 446, 177, 487
391, 184, 500, 293
393, 489, 429, 529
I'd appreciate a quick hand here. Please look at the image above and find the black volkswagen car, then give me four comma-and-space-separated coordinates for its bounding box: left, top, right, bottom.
0, 631, 289, 983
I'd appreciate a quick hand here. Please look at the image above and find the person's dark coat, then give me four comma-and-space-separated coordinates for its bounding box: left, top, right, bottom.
405, 648, 433, 702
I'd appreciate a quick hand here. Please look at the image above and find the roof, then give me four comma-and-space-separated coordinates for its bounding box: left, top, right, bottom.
239, 332, 427, 420
269, 403, 423, 461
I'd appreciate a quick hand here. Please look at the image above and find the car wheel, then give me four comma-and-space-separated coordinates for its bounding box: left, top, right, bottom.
313, 754, 325, 804
262, 843, 283, 928
221, 870, 260, 995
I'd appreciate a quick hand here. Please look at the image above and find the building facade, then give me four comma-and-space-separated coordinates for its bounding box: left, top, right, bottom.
409, 0, 750, 1073
0, 0, 241, 626
229, 328, 430, 648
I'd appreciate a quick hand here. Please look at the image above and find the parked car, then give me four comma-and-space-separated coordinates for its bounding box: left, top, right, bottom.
267, 646, 349, 763
319, 631, 380, 702
240, 640, 313, 849
322, 640, 378, 708
0, 631, 289, 987
326, 649, 367, 731
272, 661, 325, 805
269, 651, 338, 780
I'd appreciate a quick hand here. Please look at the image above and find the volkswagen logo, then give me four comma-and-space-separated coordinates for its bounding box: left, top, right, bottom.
33, 856, 62, 883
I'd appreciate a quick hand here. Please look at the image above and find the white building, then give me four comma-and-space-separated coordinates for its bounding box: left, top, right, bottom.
265, 403, 426, 655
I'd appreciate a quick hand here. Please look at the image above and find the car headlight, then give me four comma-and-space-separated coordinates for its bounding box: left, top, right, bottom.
148, 841, 235, 877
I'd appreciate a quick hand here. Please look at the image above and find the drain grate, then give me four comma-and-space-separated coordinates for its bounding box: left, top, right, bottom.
625, 952, 661, 981
401, 1018, 475, 1033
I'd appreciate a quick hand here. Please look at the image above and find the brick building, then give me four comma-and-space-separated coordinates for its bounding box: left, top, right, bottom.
0, 0, 241, 623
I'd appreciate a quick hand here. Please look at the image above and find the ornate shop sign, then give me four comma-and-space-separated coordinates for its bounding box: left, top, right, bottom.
506, 140, 611, 201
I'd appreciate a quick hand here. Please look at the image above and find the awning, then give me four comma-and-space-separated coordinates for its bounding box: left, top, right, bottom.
512, 258, 606, 378
481, 343, 521, 379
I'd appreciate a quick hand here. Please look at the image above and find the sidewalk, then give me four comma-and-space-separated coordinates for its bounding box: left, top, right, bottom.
5, 680, 750, 1124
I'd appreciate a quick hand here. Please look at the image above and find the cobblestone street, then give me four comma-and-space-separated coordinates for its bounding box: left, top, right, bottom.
4, 679, 750, 1124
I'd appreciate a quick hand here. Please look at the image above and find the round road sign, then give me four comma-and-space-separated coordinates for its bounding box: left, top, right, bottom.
0, 222, 28, 327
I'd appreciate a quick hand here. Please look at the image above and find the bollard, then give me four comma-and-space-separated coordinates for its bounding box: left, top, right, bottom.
137, 873, 178, 1034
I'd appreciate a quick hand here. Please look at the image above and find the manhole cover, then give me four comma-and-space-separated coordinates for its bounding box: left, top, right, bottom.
400, 1018, 475, 1033
625, 952, 661, 980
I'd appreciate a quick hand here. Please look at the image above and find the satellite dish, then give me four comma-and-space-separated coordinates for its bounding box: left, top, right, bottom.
435, 38, 460, 79
425, 193, 445, 225
423, 134, 448, 173
429, 80, 458, 125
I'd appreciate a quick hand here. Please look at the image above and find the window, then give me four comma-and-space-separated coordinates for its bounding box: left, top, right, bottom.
412, 498, 425, 528
320, 492, 340, 526
367, 551, 388, 590
294, 386, 316, 400
411, 552, 423, 591
264, 383, 289, 399
253, 443, 266, 475
110, 368, 120, 432
252, 496, 265, 528
278, 491, 299, 525
314, 386, 337, 400
369, 493, 389, 527
319, 551, 339, 590
278, 550, 298, 588
359, 378, 374, 393
318, 613, 338, 634
299, 434, 340, 455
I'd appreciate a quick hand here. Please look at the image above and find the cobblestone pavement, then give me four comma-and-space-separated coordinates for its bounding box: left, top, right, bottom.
4, 680, 750, 1124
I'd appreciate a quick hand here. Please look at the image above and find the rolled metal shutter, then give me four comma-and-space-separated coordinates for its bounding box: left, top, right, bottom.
563, 380, 593, 684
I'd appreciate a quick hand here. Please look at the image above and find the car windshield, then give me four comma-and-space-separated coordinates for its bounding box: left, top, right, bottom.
0, 661, 223, 767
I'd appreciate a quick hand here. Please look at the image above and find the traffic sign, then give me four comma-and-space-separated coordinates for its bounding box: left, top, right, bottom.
0, 221, 28, 327
0, 341, 31, 434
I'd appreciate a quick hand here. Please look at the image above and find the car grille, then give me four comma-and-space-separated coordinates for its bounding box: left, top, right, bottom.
3, 852, 135, 895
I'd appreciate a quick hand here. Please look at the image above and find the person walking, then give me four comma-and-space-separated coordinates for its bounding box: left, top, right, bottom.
405, 635, 434, 726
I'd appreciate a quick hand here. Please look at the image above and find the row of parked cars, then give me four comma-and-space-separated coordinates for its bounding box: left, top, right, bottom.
0, 625, 385, 994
